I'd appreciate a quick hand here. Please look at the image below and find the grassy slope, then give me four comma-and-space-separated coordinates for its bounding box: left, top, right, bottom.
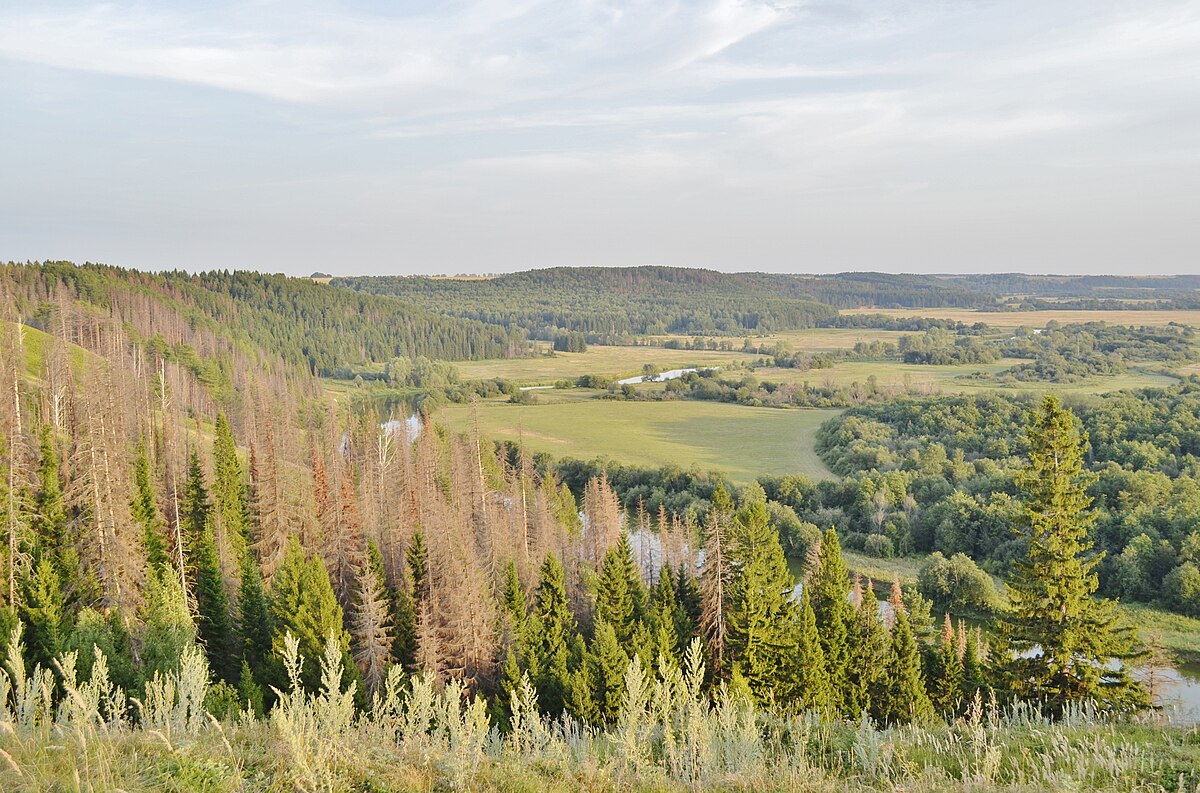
435, 395, 839, 482
6, 321, 98, 380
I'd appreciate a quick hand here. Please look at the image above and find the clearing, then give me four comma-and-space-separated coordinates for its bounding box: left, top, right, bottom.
434, 396, 839, 483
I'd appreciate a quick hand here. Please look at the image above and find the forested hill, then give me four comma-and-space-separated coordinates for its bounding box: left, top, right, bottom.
1, 262, 529, 375
333, 267, 994, 337
336, 266, 835, 337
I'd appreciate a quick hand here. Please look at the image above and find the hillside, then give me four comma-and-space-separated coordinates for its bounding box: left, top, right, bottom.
2, 262, 529, 379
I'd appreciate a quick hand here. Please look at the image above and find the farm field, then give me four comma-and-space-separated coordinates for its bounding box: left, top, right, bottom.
434, 396, 839, 482
841, 307, 1200, 329
752, 361, 1180, 396
454, 345, 755, 384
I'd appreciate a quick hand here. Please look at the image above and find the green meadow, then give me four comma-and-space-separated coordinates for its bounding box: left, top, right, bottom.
435, 395, 839, 482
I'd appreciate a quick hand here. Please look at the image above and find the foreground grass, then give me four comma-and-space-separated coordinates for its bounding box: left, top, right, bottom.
4, 710, 1199, 792
435, 397, 839, 482
4, 630, 1200, 792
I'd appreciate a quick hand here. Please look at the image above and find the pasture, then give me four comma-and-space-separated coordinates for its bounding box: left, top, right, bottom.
751, 361, 1180, 396
434, 396, 839, 483
840, 307, 1200, 329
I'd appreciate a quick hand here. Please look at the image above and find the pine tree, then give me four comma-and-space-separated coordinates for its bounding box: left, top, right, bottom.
810, 528, 854, 716
999, 395, 1148, 713
131, 441, 169, 573
726, 487, 799, 704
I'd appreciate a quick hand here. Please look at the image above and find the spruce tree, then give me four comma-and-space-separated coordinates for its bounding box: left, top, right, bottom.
589, 618, 629, 722
30, 425, 66, 556
852, 580, 889, 717
810, 528, 854, 715
180, 449, 211, 549
238, 553, 275, 686
726, 487, 799, 703
877, 608, 933, 725
270, 537, 353, 691
18, 557, 64, 670
195, 520, 238, 683
407, 530, 429, 600
131, 441, 169, 573
794, 588, 831, 712
141, 565, 197, 679
212, 412, 250, 561
527, 553, 578, 715
929, 615, 963, 716
595, 531, 646, 646
999, 395, 1148, 713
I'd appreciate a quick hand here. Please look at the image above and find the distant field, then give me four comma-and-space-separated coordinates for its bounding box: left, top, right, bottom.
652, 328, 911, 352
434, 396, 839, 482
455, 346, 755, 384
842, 307, 1200, 329
753, 361, 1180, 396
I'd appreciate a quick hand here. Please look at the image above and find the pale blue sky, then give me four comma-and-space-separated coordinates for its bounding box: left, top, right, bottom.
1, 1, 1197, 275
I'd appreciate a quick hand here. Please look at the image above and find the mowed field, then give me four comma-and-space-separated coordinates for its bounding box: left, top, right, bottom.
455, 345, 756, 384
434, 395, 839, 483
841, 307, 1200, 329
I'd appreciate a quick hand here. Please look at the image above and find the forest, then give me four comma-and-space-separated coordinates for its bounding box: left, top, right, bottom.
1, 262, 1199, 791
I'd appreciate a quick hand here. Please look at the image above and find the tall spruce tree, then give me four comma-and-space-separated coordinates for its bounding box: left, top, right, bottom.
876, 608, 933, 725
194, 520, 238, 683
810, 528, 854, 716
141, 565, 197, 679
794, 588, 831, 712
527, 553, 579, 716
270, 537, 353, 691
726, 485, 800, 704
131, 441, 169, 573
999, 395, 1148, 714
595, 531, 646, 647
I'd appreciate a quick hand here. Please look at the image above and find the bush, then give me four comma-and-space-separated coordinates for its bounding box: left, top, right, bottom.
863, 534, 895, 559
918, 551, 996, 614
1164, 562, 1200, 618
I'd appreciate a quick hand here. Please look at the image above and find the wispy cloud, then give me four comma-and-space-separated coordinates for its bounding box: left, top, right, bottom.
1, 0, 1197, 273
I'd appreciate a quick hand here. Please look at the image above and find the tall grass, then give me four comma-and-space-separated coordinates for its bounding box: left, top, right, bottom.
2, 629, 1198, 791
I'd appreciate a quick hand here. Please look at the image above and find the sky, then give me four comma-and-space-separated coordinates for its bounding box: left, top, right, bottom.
1, 1, 1198, 277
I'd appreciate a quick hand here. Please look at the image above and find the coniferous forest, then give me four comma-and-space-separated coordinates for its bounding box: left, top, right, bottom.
1, 262, 1199, 791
